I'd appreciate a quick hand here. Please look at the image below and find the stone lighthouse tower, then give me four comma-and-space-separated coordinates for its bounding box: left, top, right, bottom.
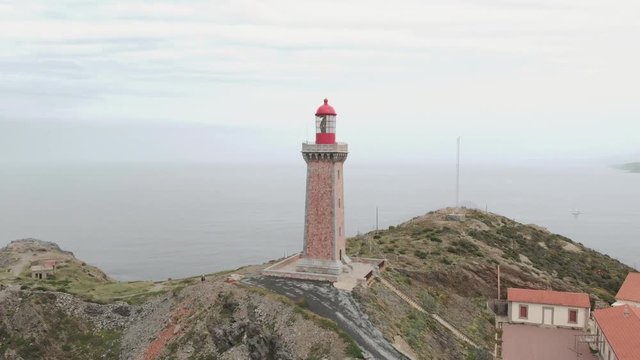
262, 99, 385, 283
296, 99, 349, 275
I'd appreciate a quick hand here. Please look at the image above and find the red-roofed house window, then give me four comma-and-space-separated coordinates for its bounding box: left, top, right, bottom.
519, 305, 528, 319
568, 309, 578, 323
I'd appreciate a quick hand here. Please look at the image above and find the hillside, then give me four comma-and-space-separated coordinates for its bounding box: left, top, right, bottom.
348, 208, 634, 359
0, 240, 355, 360
0, 239, 166, 305
0, 210, 635, 360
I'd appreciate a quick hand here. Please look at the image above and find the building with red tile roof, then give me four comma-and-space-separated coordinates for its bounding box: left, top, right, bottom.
593, 305, 640, 360
507, 288, 591, 330
615, 272, 640, 307
508, 288, 591, 308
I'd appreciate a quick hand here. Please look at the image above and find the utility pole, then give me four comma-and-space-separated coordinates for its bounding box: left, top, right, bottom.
456, 136, 460, 208
375, 206, 379, 231
497, 264, 501, 299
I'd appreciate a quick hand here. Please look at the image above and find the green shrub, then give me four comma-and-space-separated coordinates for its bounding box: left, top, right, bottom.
451, 239, 481, 256
466, 347, 492, 360
446, 246, 461, 254
421, 292, 437, 312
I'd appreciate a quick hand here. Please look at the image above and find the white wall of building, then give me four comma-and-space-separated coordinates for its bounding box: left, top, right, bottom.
508, 301, 589, 329
595, 322, 618, 360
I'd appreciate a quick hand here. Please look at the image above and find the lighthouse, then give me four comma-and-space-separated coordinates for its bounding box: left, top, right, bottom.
262, 99, 385, 284
296, 99, 349, 275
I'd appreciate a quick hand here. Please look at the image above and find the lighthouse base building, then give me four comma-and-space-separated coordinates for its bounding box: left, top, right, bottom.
263, 99, 385, 285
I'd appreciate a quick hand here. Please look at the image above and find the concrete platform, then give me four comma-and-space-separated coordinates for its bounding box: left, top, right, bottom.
262, 253, 385, 290
502, 323, 598, 360
334, 262, 376, 291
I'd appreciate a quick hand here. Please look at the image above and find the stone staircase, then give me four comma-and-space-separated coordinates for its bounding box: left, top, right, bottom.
341, 254, 354, 273
376, 276, 480, 349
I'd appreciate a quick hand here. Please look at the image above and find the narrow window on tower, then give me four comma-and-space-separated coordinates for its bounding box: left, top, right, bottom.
338, 170, 340, 179
339, 227, 342, 236
338, 198, 341, 208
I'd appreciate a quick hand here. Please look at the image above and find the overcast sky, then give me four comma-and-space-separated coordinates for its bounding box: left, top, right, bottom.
1, 0, 639, 164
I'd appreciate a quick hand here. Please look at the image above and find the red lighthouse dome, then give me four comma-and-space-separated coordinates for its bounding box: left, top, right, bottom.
314, 98, 337, 144
315, 98, 336, 116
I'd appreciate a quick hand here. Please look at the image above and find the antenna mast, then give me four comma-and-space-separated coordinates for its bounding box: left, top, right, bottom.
456, 136, 460, 208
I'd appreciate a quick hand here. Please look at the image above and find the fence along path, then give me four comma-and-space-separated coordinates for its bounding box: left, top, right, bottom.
376, 276, 479, 349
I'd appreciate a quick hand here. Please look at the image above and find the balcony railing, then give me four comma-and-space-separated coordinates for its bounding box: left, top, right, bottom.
301, 142, 348, 153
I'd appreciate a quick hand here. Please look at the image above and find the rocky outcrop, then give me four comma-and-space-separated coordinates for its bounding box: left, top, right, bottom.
0, 288, 123, 359
0, 238, 354, 359
152, 284, 350, 360
2, 238, 68, 254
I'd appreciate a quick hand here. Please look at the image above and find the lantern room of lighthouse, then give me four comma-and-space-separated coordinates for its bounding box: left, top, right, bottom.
315, 98, 337, 144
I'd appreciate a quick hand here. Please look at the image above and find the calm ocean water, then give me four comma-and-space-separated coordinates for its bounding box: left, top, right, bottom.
0, 162, 637, 280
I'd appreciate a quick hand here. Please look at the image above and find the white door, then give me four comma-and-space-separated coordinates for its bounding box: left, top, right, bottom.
543, 307, 553, 325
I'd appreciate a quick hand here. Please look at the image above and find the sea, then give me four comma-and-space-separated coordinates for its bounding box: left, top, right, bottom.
0, 162, 638, 280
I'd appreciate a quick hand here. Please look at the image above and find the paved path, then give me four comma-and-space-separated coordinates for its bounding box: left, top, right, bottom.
242, 276, 408, 360
9, 253, 31, 275
377, 276, 480, 349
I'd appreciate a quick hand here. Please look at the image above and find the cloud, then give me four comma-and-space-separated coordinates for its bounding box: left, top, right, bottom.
0, 0, 638, 160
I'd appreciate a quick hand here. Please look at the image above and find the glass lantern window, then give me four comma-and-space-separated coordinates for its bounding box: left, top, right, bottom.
316, 115, 336, 134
